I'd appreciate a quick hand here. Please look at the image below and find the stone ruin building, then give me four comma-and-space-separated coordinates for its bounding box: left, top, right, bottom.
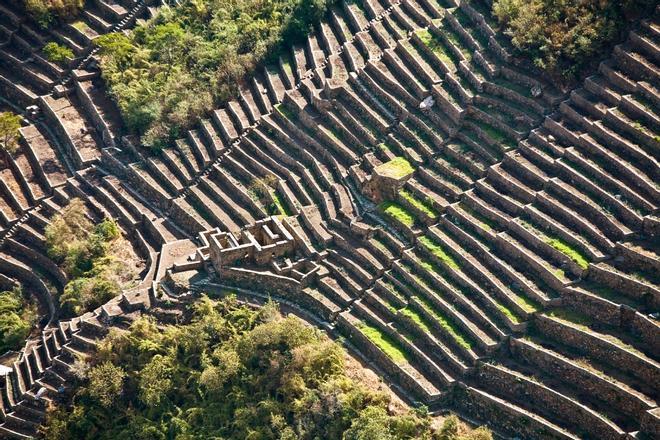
0, 0, 658, 438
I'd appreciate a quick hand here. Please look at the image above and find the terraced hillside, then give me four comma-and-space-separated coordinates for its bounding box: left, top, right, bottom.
0, 0, 658, 439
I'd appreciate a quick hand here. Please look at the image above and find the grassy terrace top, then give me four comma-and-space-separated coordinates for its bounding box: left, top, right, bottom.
375, 157, 415, 180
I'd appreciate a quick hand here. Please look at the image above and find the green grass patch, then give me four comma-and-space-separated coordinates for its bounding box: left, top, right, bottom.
545, 238, 589, 270
441, 29, 472, 60
380, 201, 416, 228
513, 293, 540, 313
357, 322, 408, 363
582, 282, 642, 308
461, 205, 498, 232
549, 308, 593, 328
416, 29, 456, 67
495, 302, 520, 324
376, 157, 414, 179
418, 236, 459, 269
548, 308, 645, 355
282, 57, 294, 76
401, 262, 435, 292
400, 307, 432, 333
414, 295, 473, 349
71, 21, 91, 33
399, 190, 438, 219
380, 280, 406, 303
274, 103, 297, 121
418, 259, 436, 274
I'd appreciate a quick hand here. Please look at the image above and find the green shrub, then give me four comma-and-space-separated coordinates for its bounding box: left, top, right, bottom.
376, 157, 415, 179
380, 201, 417, 227
545, 237, 589, 270
418, 235, 459, 269
492, 0, 656, 78
0, 287, 36, 353
43, 42, 74, 65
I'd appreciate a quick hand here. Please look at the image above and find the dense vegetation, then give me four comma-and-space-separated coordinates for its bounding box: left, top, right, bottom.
45, 199, 140, 316
23, 0, 84, 28
0, 286, 37, 354
95, 0, 336, 148
42, 296, 492, 439
492, 0, 656, 79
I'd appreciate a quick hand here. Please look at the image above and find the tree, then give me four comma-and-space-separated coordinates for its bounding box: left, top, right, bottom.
86, 362, 126, 408
343, 406, 396, 440
139, 354, 174, 407
0, 111, 21, 166
0, 287, 36, 354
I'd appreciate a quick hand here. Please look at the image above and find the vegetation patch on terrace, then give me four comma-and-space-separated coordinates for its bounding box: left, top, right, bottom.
547, 308, 646, 356
495, 302, 521, 324
418, 236, 459, 270
415, 28, 456, 68
511, 292, 540, 314
356, 322, 409, 363
0, 286, 37, 354
271, 190, 292, 217
414, 295, 473, 350
400, 307, 432, 334
399, 189, 438, 219
46, 199, 142, 317
375, 157, 415, 179
380, 201, 417, 228
94, 0, 337, 147
545, 237, 590, 270
22, 0, 85, 28
43, 42, 74, 65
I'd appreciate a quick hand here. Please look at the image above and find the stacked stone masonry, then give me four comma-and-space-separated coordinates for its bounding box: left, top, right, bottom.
0, 1, 659, 439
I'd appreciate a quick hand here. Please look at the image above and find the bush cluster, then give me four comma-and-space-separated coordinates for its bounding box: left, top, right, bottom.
0, 287, 37, 354
492, 0, 656, 79
45, 199, 137, 316
95, 0, 337, 148
42, 296, 492, 440
0, 111, 22, 165
43, 42, 74, 65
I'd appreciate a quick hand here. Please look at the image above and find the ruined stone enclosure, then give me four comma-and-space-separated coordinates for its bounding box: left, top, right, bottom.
0, 0, 659, 438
